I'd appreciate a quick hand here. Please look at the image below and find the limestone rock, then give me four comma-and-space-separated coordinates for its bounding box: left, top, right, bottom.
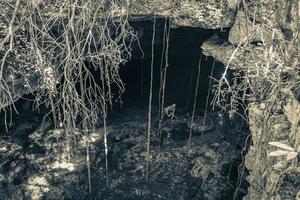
202, 34, 270, 71
127, 0, 239, 28
244, 88, 300, 200
228, 10, 271, 45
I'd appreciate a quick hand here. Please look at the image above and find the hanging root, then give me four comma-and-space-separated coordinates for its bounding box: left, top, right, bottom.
203, 59, 216, 125
146, 15, 156, 180
158, 17, 171, 147
187, 53, 203, 150
0, 0, 137, 191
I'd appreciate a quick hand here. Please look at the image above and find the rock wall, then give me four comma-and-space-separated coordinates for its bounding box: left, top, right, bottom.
202, 1, 300, 199
126, 0, 239, 28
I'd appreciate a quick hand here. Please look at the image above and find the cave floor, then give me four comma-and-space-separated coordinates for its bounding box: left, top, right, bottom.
0, 106, 249, 200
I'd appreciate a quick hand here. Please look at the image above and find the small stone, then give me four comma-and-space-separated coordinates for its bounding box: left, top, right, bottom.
0, 147, 7, 153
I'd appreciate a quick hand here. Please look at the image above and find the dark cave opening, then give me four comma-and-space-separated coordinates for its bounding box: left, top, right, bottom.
118, 18, 231, 111
102, 18, 250, 200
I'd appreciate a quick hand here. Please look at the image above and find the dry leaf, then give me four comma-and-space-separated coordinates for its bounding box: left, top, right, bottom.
287, 152, 298, 161
268, 150, 289, 157
268, 142, 294, 151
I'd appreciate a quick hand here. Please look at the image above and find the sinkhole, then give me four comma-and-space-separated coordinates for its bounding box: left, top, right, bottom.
0, 17, 250, 200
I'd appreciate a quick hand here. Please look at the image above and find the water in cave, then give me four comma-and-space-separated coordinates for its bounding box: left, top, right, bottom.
0, 18, 250, 200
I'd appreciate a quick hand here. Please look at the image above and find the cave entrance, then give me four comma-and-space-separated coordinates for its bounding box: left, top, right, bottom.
118, 18, 228, 111
99, 18, 250, 200
0, 17, 250, 200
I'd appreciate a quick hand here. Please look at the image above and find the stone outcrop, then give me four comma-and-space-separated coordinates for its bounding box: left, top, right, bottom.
201, 0, 300, 199
126, 0, 240, 28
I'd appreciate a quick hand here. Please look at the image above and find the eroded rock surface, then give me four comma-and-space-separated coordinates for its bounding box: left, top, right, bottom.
127, 0, 239, 28
201, 0, 300, 199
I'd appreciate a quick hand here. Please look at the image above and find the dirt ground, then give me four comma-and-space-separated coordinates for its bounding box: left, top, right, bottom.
0, 105, 249, 200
